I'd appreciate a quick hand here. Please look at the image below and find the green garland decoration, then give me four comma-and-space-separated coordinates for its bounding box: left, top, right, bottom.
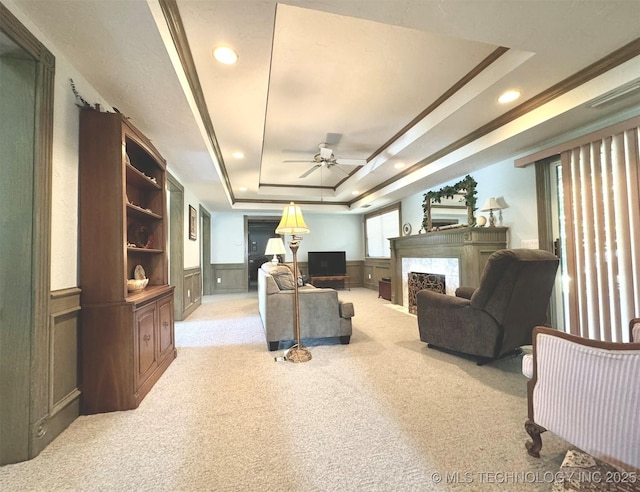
421, 175, 478, 232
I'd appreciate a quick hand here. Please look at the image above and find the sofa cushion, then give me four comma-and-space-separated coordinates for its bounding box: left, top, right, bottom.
271, 265, 296, 290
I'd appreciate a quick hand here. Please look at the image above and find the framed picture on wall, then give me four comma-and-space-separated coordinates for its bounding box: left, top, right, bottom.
189, 205, 197, 240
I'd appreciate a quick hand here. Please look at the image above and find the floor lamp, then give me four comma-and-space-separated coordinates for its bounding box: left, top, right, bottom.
275, 202, 311, 363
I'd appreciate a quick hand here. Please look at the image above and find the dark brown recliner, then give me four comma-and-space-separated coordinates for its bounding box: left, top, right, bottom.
416, 249, 559, 364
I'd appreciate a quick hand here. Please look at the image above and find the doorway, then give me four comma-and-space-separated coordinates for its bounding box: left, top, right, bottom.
246, 218, 281, 291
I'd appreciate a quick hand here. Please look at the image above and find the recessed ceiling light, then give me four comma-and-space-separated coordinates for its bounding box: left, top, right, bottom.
394, 162, 405, 169
498, 89, 521, 104
213, 46, 238, 65
238, 186, 248, 192
232, 151, 244, 159
351, 190, 360, 195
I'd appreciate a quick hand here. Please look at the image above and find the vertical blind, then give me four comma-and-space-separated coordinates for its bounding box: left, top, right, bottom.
560, 126, 640, 342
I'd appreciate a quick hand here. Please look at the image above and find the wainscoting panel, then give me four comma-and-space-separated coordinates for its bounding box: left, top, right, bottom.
36, 288, 82, 456
183, 267, 202, 319
363, 258, 391, 290
346, 261, 364, 288
212, 263, 246, 294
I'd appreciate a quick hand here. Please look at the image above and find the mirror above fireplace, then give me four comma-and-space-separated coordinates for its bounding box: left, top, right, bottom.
421, 175, 478, 232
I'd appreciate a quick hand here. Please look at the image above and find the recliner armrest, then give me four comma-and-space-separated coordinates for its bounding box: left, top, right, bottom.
455, 286, 476, 299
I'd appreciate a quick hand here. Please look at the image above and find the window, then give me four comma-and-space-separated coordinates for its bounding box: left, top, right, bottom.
365, 204, 400, 258
533, 119, 640, 342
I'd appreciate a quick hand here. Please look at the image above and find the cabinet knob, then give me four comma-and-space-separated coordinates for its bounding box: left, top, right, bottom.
162, 321, 169, 327
143, 334, 151, 342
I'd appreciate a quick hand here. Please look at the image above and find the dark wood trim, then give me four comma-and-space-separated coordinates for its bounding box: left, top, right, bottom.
183, 266, 202, 319
158, 0, 233, 202
167, 172, 185, 321
260, 183, 335, 191
369, 47, 509, 164
351, 38, 640, 207
234, 197, 351, 207
534, 159, 555, 253
516, 114, 640, 167
0, 3, 55, 464
200, 206, 212, 295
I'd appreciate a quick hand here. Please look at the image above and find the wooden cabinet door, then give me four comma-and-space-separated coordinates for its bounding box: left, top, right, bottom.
157, 295, 174, 359
135, 302, 157, 387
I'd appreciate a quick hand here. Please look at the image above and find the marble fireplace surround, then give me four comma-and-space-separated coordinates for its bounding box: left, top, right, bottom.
389, 227, 508, 309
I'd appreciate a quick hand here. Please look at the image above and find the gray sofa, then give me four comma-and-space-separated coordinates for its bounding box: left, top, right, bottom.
258, 262, 354, 351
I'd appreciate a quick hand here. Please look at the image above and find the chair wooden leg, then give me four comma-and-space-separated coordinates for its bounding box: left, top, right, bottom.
524, 420, 546, 458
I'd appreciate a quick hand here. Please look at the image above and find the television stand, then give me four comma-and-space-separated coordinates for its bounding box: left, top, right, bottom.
309, 275, 350, 290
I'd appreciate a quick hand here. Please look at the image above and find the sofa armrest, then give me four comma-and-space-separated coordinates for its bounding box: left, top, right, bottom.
339, 301, 354, 319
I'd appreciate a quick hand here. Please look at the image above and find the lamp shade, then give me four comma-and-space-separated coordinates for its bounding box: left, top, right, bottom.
496, 196, 509, 209
481, 197, 502, 211
265, 237, 287, 256
275, 202, 310, 235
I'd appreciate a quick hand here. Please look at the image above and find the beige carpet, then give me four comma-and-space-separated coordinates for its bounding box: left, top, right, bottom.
0, 288, 570, 491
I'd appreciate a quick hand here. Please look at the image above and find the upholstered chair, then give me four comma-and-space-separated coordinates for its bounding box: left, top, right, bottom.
523, 321, 640, 471
416, 249, 559, 364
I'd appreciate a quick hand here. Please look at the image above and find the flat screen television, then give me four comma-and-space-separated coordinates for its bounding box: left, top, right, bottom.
307, 251, 346, 276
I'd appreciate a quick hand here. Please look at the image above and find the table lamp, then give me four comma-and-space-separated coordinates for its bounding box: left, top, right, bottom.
481, 197, 503, 227
265, 237, 286, 263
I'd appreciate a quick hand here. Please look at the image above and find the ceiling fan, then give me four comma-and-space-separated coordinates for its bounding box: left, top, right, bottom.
284, 144, 367, 179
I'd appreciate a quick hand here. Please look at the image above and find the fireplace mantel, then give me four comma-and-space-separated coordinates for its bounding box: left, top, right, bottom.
389, 227, 507, 305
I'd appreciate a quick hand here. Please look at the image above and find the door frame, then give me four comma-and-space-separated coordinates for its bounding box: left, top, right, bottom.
167, 172, 185, 321
200, 206, 211, 294
0, 4, 54, 463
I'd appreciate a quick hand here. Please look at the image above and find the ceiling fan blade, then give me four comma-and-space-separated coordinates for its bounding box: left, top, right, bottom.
299, 164, 321, 178
352, 156, 385, 182
324, 133, 342, 146
335, 158, 367, 166
283, 159, 314, 163
327, 164, 350, 177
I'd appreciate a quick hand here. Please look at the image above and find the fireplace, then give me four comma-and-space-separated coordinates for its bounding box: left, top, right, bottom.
389, 226, 508, 308
407, 272, 446, 314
